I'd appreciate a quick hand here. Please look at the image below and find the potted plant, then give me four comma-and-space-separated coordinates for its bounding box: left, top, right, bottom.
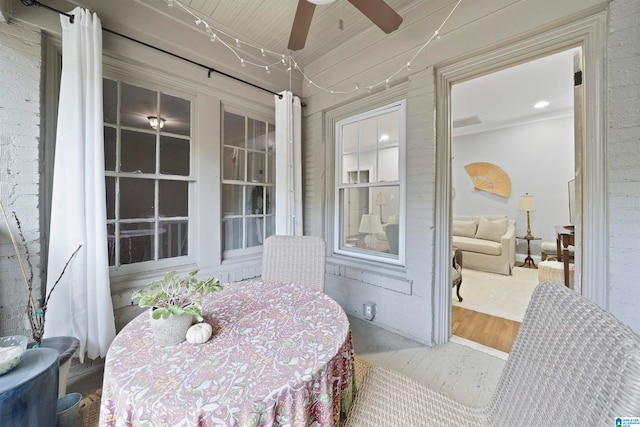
132, 270, 223, 347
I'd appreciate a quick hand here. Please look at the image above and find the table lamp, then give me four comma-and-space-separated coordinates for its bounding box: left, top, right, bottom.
518, 193, 535, 239
375, 192, 387, 220
359, 213, 383, 249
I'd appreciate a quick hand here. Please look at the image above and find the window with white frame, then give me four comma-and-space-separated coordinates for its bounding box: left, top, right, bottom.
334, 100, 405, 263
103, 78, 192, 268
221, 109, 275, 257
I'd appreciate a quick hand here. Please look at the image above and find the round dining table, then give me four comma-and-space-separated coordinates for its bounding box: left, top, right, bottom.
100, 279, 354, 426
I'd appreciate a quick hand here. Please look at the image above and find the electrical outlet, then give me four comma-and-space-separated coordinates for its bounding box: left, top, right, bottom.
363, 302, 376, 321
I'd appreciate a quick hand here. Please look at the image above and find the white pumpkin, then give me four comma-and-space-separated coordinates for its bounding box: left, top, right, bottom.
186, 322, 213, 344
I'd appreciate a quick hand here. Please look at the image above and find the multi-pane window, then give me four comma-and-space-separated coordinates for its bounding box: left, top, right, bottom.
335, 101, 405, 262
221, 110, 275, 256
103, 79, 192, 267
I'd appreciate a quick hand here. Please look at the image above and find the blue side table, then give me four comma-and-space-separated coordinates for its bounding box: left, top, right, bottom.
0, 347, 59, 426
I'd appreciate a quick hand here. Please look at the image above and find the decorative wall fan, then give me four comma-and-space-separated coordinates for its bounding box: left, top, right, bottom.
464, 162, 512, 198
288, 0, 403, 50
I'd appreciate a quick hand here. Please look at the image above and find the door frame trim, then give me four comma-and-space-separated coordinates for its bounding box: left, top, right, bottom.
433, 10, 608, 344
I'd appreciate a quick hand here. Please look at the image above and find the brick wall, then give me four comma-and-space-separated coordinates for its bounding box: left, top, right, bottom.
0, 21, 42, 337
607, 0, 640, 334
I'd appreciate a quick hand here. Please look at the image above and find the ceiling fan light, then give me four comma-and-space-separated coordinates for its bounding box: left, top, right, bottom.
307, 0, 337, 5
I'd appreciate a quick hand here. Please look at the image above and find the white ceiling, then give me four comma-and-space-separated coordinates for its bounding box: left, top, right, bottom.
173, 1, 579, 132
177, 0, 578, 132
16, 0, 578, 130
170, 0, 421, 66
452, 48, 579, 136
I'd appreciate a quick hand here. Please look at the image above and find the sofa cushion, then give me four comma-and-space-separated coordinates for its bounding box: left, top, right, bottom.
453, 236, 503, 256
452, 220, 477, 238
475, 217, 508, 242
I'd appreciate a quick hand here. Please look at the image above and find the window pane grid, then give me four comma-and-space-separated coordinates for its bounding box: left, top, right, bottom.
335, 102, 404, 261
105, 78, 191, 267
221, 110, 274, 255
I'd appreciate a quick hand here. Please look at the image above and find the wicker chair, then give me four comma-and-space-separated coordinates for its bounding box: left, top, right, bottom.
345, 282, 640, 426
261, 235, 326, 292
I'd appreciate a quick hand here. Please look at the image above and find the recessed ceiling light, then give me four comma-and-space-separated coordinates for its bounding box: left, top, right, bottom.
534, 100, 550, 109
380, 134, 390, 141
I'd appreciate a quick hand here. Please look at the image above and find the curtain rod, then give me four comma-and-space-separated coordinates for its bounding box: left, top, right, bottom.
21, 0, 284, 99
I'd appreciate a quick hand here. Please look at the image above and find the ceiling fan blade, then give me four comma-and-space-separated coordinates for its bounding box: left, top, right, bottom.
288, 0, 316, 51
348, 0, 403, 34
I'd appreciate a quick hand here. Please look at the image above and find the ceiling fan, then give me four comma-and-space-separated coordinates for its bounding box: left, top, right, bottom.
288, 0, 403, 51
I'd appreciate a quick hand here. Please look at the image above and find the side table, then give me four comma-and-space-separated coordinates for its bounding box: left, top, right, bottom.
0, 347, 59, 426
555, 225, 575, 288
517, 235, 541, 268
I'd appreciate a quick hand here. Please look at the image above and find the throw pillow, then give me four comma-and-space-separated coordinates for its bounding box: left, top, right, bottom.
452, 220, 477, 238
475, 217, 508, 242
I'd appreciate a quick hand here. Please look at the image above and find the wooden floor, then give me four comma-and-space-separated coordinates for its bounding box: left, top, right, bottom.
452, 306, 521, 353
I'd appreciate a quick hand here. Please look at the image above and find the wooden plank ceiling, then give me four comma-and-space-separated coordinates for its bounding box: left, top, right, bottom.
177, 0, 419, 66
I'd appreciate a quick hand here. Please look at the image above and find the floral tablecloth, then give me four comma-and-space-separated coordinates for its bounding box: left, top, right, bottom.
100, 280, 354, 426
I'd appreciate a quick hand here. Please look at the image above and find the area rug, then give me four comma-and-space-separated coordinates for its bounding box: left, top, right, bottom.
452, 266, 539, 322
79, 388, 101, 427
354, 355, 372, 391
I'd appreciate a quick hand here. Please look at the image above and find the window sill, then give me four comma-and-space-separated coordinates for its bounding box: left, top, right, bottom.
109, 258, 198, 293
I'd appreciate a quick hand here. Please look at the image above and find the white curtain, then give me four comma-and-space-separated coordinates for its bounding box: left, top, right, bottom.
274, 91, 303, 235
44, 8, 115, 362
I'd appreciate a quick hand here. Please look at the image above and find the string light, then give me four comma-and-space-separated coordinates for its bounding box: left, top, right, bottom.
167, 0, 462, 96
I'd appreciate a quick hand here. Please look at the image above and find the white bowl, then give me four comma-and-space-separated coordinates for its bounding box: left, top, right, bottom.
0, 335, 28, 375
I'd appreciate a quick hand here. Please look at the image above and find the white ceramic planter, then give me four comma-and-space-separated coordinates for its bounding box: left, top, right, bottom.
148, 311, 192, 347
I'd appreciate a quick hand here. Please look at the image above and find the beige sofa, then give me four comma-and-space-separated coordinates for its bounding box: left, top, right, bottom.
452, 215, 516, 275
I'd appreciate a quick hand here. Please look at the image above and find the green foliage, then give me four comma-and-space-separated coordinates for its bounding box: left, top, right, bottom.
132, 270, 223, 321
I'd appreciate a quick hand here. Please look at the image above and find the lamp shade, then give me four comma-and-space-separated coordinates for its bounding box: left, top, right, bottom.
359, 213, 383, 234
518, 194, 535, 211
375, 193, 387, 206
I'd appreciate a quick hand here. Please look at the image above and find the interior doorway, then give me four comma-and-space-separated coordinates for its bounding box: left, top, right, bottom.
432, 11, 609, 347
448, 48, 579, 353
